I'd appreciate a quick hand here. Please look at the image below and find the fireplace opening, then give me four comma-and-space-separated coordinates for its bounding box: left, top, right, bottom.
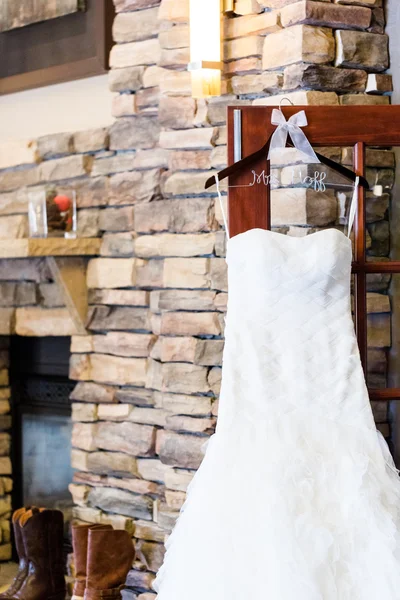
10, 336, 74, 514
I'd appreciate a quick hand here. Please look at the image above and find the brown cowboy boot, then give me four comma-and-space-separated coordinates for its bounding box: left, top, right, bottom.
71, 524, 113, 600
84, 528, 134, 600
0, 508, 34, 598
11, 508, 66, 600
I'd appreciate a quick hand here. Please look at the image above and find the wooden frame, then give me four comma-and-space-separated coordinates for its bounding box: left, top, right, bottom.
227, 104, 400, 403
0, 1, 84, 33
0, 0, 114, 95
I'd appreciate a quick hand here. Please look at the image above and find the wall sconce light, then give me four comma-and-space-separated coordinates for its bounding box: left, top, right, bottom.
188, 0, 223, 99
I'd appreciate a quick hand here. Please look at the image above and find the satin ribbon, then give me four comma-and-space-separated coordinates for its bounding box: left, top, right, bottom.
267, 109, 320, 163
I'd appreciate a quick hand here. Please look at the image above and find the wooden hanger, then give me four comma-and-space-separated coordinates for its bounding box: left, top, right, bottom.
204, 130, 370, 191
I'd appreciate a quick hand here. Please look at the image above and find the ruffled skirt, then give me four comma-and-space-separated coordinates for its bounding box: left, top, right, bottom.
153, 412, 400, 600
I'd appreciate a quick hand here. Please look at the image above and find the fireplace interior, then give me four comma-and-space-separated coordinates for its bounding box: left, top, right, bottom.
10, 336, 74, 513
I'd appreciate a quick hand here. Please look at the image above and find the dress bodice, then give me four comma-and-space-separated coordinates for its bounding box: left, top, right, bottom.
219, 227, 375, 433
227, 227, 352, 326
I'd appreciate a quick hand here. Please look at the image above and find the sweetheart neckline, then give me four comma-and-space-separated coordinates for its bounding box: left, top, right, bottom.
228, 227, 352, 247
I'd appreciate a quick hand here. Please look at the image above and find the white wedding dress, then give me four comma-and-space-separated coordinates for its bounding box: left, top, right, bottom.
153, 181, 400, 599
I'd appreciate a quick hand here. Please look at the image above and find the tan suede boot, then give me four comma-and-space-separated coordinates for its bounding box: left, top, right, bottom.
84, 529, 134, 600
0, 508, 32, 598
71, 524, 113, 600
11, 508, 66, 600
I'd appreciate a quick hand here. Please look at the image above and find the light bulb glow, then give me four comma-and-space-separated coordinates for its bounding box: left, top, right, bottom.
189, 0, 222, 99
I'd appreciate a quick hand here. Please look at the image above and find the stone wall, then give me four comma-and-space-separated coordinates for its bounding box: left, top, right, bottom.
0, 0, 394, 590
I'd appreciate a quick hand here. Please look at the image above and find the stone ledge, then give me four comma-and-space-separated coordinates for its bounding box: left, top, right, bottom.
0, 238, 100, 258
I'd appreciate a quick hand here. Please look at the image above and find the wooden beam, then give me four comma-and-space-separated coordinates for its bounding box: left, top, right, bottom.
369, 389, 400, 401
0, 238, 100, 259
354, 142, 367, 372
46, 257, 88, 335
228, 105, 400, 147
352, 261, 400, 274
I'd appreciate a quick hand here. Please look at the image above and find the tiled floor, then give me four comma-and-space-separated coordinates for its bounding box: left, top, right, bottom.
0, 562, 18, 592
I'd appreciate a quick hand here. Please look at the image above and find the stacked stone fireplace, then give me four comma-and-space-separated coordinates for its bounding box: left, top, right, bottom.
0, 0, 395, 595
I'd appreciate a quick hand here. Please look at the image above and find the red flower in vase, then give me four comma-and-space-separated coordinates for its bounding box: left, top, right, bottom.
53, 195, 71, 212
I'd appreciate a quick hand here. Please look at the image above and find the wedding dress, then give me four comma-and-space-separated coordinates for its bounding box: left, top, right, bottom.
153, 178, 400, 599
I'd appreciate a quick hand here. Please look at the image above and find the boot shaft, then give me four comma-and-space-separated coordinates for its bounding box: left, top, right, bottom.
12, 507, 28, 563
20, 509, 65, 595
0, 508, 30, 599
21, 509, 64, 572
85, 529, 135, 594
72, 524, 113, 598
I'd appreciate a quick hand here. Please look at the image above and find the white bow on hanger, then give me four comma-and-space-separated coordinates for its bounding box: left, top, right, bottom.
268, 108, 320, 164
